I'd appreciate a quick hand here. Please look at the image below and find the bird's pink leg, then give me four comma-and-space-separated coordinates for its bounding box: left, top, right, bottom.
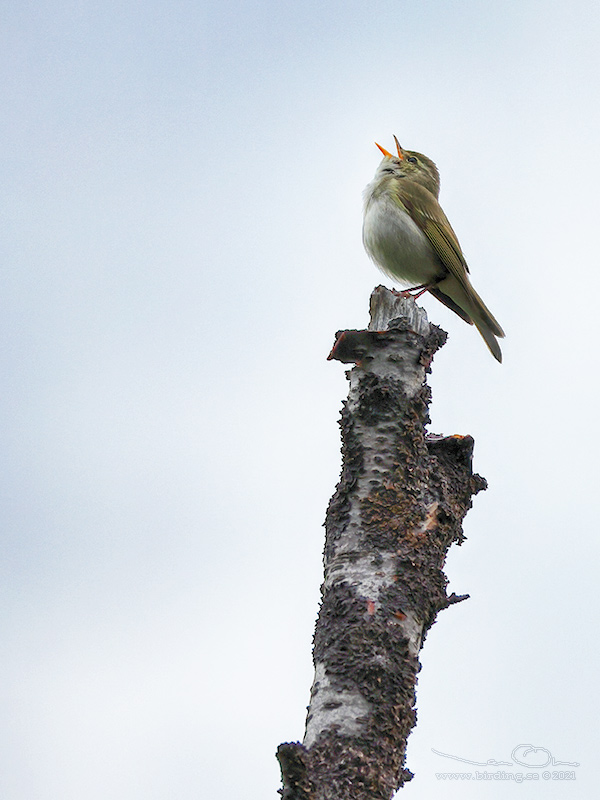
393, 280, 440, 299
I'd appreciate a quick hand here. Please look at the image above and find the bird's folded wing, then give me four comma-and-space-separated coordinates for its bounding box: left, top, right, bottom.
395, 182, 472, 287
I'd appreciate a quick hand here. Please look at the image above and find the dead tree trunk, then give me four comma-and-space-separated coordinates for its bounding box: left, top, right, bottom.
276, 286, 487, 800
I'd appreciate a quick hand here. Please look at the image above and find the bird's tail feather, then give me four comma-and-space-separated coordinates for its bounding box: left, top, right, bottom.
428, 287, 474, 326
434, 278, 505, 363
466, 285, 504, 339
472, 317, 503, 363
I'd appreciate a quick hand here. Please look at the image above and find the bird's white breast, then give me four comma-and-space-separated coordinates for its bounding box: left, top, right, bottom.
362, 183, 441, 287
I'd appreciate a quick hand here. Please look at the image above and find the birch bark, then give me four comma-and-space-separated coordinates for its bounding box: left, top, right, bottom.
277, 287, 487, 800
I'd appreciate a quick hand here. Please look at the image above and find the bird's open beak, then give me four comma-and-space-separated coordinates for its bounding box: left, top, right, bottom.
393, 135, 403, 159
375, 142, 394, 158
375, 138, 404, 160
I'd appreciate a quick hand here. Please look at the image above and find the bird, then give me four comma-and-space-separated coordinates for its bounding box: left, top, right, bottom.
362, 136, 505, 362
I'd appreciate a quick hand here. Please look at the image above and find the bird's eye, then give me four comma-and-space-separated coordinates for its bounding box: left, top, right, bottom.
406, 156, 418, 164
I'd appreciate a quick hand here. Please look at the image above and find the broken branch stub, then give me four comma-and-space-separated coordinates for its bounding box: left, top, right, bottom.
277, 286, 487, 800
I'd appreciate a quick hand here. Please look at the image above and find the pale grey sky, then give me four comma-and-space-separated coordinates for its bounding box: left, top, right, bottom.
1, 1, 599, 797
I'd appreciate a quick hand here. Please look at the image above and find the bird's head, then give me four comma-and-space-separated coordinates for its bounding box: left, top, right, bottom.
374, 136, 441, 198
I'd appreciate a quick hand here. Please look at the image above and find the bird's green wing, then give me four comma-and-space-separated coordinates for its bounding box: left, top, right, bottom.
393, 181, 471, 283
393, 180, 505, 341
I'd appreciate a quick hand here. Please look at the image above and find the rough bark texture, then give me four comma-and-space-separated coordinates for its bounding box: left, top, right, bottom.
277, 287, 487, 800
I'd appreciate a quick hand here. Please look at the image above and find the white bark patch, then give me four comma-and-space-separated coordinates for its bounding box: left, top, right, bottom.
368, 290, 432, 337
325, 412, 399, 599
303, 662, 372, 749
391, 609, 424, 657
324, 550, 397, 601
419, 501, 439, 532
349, 341, 425, 399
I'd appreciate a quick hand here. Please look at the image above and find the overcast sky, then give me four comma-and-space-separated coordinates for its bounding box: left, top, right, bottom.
2, 1, 599, 797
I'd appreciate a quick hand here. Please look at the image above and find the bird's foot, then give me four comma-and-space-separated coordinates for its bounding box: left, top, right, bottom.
394, 282, 436, 300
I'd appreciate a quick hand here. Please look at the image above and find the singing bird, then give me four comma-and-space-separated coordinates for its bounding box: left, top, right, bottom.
362, 137, 505, 362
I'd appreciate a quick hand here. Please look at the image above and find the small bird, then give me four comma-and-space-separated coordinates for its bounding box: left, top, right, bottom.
362, 136, 505, 362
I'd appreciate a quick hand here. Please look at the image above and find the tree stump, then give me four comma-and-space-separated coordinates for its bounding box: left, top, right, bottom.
277, 286, 487, 800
